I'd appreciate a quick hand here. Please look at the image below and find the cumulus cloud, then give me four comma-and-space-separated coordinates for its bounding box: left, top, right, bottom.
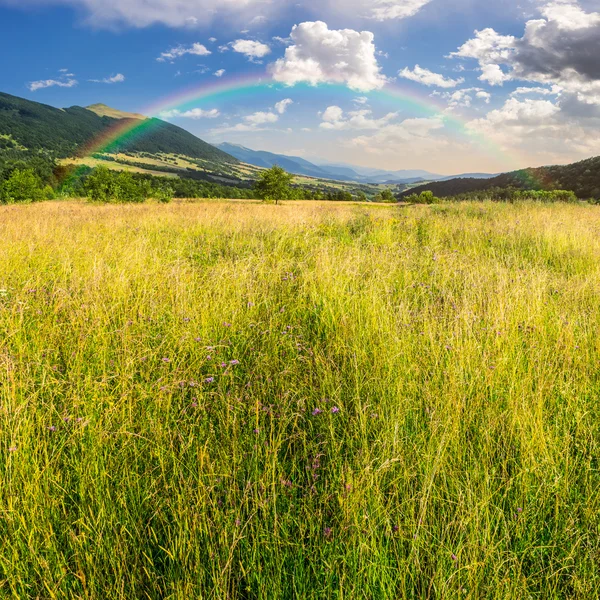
214, 69, 226, 77
244, 111, 279, 125
319, 105, 398, 129
89, 73, 125, 84
467, 94, 600, 165
452, 1, 600, 102
159, 108, 221, 119
399, 65, 464, 88
270, 21, 386, 92
231, 39, 271, 61
275, 98, 294, 114
28, 78, 78, 91
433, 87, 491, 109
157, 43, 211, 62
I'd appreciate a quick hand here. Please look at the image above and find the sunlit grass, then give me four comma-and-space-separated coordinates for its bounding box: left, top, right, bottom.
1, 200, 599, 599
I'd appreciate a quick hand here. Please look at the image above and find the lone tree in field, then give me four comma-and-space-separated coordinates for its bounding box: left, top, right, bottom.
254, 165, 294, 205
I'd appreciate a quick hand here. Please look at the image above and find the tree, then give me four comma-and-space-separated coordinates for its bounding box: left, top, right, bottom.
375, 188, 396, 203
253, 165, 294, 205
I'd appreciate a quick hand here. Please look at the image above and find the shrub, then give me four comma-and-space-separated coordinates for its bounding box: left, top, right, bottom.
405, 190, 441, 205
154, 185, 174, 204
0, 168, 45, 204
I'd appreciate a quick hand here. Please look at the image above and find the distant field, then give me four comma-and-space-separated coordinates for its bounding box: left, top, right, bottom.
1, 200, 599, 598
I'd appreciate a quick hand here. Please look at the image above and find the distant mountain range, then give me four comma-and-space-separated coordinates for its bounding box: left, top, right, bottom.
217, 143, 498, 184
399, 156, 600, 200
0, 92, 237, 163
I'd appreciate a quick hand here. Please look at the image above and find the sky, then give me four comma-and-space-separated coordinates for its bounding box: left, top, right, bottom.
1, 0, 600, 175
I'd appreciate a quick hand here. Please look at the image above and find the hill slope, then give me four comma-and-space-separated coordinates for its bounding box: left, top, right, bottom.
400, 156, 600, 200
87, 103, 146, 120
0, 92, 237, 163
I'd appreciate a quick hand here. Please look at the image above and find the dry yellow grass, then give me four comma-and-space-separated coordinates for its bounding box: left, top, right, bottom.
1, 199, 599, 599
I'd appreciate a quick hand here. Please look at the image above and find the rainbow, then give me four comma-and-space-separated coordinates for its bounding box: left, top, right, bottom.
81, 73, 523, 174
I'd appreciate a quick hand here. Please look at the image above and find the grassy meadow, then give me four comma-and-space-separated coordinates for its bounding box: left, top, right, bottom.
1, 199, 599, 599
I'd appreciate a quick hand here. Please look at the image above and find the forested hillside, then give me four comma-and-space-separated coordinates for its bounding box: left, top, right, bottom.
0, 92, 237, 163
401, 156, 600, 200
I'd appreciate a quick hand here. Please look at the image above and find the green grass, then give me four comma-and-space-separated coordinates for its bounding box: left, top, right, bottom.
1, 200, 599, 599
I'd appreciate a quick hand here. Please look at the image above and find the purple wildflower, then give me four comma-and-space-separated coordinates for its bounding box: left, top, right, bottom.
220, 362, 227, 368
48, 426, 57, 432
230, 359, 240, 366
8, 446, 17, 452
451, 554, 458, 562
331, 406, 340, 414
324, 527, 332, 539
205, 377, 215, 383
312, 408, 323, 416
162, 358, 170, 363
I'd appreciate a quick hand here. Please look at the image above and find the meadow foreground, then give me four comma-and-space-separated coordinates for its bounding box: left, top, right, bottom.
1, 200, 599, 599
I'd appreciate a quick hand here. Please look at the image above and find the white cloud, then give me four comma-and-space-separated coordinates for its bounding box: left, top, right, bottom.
399, 65, 464, 88
435, 87, 491, 109
28, 78, 78, 91
157, 43, 211, 62
369, 0, 433, 21
275, 98, 293, 114
244, 111, 279, 125
231, 39, 271, 60
510, 86, 560, 97
214, 69, 226, 77
159, 108, 221, 119
89, 73, 125, 84
350, 116, 447, 156
3, 0, 435, 28
323, 0, 433, 21
476, 90, 491, 103
319, 105, 398, 130
270, 21, 386, 92
464, 96, 600, 165
479, 63, 510, 86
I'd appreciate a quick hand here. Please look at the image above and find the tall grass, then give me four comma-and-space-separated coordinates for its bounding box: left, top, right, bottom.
1, 200, 599, 599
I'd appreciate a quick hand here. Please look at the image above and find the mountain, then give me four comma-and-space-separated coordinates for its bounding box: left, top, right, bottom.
217, 143, 338, 179
0, 92, 237, 163
399, 156, 600, 200
218, 143, 450, 183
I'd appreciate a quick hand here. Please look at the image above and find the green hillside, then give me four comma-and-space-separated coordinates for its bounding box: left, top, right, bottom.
0, 92, 237, 163
400, 156, 600, 200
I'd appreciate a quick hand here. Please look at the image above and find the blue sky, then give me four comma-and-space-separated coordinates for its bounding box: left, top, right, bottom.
2, 0, 600, 174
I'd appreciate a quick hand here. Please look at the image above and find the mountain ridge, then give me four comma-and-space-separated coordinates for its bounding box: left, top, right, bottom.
0, 92, 237, 163
399, 156, 600, 200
